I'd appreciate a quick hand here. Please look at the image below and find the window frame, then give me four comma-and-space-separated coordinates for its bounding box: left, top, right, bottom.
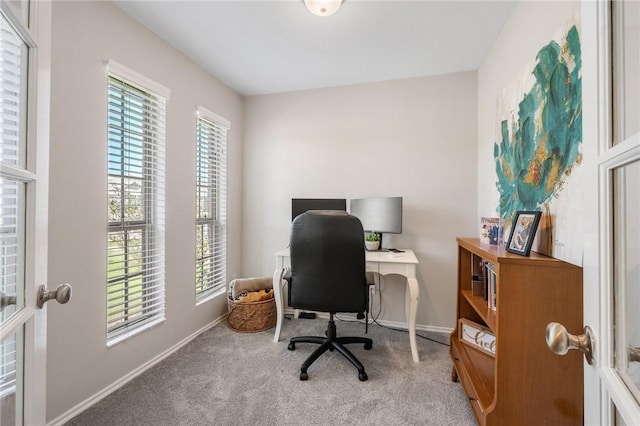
106, 62, 169, 346
195, 107, 229, 301
0, 5, 32, 402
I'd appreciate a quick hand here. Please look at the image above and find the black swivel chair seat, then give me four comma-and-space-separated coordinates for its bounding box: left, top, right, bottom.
286, 211, 372, 381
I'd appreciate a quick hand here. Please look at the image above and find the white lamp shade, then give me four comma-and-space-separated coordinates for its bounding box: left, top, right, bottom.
303, 0, 343, 17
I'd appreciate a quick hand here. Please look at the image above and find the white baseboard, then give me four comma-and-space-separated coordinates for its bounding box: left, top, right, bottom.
283, 309, 454, 336
47, 316, 226, 426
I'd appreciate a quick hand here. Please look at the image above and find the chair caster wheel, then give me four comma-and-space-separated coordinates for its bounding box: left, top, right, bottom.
288, 343, 295, 351
300, 371, 308, 381
358, 372, 368, 382
364, 342, 372, 350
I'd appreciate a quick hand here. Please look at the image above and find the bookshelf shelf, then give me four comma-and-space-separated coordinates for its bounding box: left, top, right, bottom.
461, 290, 496, 331
450, 238, 583, 425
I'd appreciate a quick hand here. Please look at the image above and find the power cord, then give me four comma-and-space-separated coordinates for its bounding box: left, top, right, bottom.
334, 277, 450, 347
334, 314, 450, 347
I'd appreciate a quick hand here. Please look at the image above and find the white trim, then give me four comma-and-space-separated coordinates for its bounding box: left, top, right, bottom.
106, 73, 168, 344
195, 114, 228, 298
106, 60, 171, 100
46, 316, 226, 426
106, 318, 166, 349
581, 0, 607, 421
0, 164, 37, 182
599, 135, 640, 167
288, 309, 453, 335
195, 286, 226, 307
196, 105, 231, 129
584, 0, 640, 423
0, 307, 36, 342
0, 2, 36, 47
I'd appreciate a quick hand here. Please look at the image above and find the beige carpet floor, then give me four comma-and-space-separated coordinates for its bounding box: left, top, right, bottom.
66, 316, 475, 425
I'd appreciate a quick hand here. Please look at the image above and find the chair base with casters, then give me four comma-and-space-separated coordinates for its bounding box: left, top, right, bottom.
287, 313, 373, 381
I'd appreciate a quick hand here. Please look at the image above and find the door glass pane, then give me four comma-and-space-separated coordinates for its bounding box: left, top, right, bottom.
613, 159, 640, 402
0, 327, 23, 426
612, 0, 640, 144
3, 2, 29, 29
0, 178, 24, 325
0, 13, 28, 168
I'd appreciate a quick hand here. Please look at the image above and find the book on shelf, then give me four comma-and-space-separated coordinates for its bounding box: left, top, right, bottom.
472, 277, 485, 297
471, 256, 486, 297
485, 262, 497, 311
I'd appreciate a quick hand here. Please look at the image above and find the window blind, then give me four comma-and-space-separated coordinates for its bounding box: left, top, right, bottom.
107, 72, 166, 344
195, 111, 228, 299
0, 18, 25, 167
0, 330, 16, 397
0, 14, 26, 398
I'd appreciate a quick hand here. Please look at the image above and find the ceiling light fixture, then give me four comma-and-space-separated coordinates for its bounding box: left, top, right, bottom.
303, 0, 344, 17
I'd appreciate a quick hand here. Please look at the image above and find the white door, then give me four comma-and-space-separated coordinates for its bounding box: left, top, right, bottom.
0, 1, 57, 425
580, 0, 640, 424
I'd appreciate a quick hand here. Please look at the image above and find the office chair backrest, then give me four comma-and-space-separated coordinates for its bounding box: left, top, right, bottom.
289, 211, 367, 313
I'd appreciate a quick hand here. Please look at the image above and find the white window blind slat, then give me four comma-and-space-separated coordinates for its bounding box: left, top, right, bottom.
107, 293, 165, 319
107, 72, 166, 345
195, 111, 228, 300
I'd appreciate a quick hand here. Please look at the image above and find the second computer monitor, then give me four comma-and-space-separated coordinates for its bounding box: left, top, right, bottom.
349, 196, 403, 234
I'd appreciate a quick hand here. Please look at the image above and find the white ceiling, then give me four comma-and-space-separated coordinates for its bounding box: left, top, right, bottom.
113, 0, 516, 97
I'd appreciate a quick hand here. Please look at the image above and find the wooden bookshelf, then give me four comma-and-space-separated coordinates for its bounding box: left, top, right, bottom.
450, 238, 583, 425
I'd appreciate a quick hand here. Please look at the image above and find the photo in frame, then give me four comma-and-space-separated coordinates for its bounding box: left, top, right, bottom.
506, 211, 542, 256
480, 217, 503, 245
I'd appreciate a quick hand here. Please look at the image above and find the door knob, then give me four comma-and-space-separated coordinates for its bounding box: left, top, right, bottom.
546, 322, 595, 365
37, 284, 72, 309
0, 291, 17, 311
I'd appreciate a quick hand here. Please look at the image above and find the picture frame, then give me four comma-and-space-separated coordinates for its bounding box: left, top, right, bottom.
480, 217, 503, 245
505, 211, 542, 256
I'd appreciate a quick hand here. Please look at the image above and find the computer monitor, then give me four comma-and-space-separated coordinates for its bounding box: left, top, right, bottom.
349, 196, 403, 249
291, 198, 347, 221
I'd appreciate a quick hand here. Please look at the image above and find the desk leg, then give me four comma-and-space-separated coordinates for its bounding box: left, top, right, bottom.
406, 277, 420, 362
272, 268, 286, 343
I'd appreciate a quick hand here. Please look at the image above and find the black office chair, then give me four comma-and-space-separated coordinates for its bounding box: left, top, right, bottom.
286, 211, 372, 381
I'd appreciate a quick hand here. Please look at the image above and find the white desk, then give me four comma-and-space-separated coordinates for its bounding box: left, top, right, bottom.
272, 248, 420, 362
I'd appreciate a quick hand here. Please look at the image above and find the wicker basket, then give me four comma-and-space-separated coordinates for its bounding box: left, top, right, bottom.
227, 296, 276, 333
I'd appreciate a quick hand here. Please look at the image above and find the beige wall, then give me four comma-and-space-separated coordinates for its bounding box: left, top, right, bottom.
242, 72, 478, 331
47, 1, 243, 421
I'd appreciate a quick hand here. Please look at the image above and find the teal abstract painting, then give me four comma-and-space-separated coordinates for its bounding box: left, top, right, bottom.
494, 20, 582, 263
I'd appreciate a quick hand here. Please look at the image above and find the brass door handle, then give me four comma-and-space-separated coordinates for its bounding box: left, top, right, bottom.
37, 284, 72, 309
0, 291, 17, 311
546, 322, 595, 365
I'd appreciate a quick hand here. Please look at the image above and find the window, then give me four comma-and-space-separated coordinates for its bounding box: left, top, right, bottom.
195, 107, 228, 300
107, 63, 168, 345
0, 10, 28, 402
